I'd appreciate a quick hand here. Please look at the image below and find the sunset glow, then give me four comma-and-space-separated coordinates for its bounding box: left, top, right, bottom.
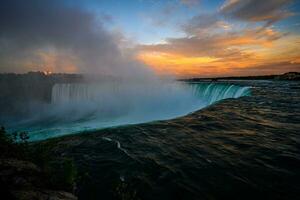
138, 33, 300, 77
0, 0, 299, 77
1, 1, 300, 199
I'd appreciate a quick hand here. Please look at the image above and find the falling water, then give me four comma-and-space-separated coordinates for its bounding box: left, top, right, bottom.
189, 82, 251, 105
11, 81, 251, 141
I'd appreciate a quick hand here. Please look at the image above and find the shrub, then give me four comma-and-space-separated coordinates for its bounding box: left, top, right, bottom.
0, 126, 78, 192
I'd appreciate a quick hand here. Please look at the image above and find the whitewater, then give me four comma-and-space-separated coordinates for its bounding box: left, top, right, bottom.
9, 81, 251, 141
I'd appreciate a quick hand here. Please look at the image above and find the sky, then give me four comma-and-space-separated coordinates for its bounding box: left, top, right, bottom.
0, 0, 299, 77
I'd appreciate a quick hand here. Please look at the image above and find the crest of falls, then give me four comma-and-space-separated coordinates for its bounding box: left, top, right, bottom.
18, 81, 251, 141
51, 82, 250, 105
189, 83, 251, 105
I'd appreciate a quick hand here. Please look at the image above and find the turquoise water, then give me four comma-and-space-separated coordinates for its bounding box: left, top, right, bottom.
8, 82, 250, 141
51, 80, 299, 200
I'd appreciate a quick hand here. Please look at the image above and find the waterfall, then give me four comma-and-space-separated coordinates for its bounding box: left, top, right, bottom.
52, 82, 250, 105
14, 81, 250, 141
189, 82, 251, 105
52, 83, 97, 103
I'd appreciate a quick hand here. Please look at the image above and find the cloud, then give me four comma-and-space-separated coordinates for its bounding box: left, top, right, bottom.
183, 0, 294, 36
136, 0, 299, 77
141, 3, 180, 27
180, 0, 200, 7
137, 23, 299, 77
139, 27, 283, 58
226, 61, 300, 76
0, 0, 150, 77
183, 14, 232, 35
221, 0, 294, 26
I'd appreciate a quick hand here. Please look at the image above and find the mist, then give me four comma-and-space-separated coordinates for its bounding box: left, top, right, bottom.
0, 0, 250, 141
0, 0, 152, 77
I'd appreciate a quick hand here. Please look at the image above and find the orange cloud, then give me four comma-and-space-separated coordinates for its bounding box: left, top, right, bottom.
136, 0, 300, 78
137, 29, 300, 77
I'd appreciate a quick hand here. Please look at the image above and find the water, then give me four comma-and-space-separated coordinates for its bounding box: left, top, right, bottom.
8, 81, 250, 141
39, 80, 300, 200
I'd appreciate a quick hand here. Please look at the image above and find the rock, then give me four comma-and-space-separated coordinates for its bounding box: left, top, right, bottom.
0, 159, 41, 173
0, 158, 77, 200
13, 190, 77, 200
0, 159, 41, 189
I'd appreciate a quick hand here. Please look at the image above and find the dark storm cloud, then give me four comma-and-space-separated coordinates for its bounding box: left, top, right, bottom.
221, 0, 294, 26
0, 0, 149, 77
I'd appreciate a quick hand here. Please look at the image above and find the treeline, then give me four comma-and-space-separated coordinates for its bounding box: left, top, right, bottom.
182, 72, 300, 82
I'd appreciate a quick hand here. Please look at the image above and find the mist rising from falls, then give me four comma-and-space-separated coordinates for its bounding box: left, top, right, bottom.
12, 81, 250, 141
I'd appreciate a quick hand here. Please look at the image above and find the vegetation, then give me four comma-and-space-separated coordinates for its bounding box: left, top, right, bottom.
1, 126, 139, 200
0, 126, 30, 159
0, 126, 77, 198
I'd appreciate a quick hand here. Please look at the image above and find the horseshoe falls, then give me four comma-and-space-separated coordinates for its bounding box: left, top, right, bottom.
10, 81, 251, 141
